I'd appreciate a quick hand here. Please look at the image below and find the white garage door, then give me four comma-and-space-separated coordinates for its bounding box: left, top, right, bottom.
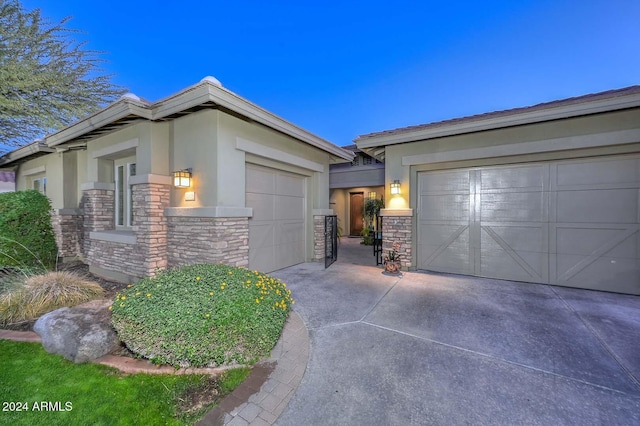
417, 155, 640, 295
246, 164, 306, 273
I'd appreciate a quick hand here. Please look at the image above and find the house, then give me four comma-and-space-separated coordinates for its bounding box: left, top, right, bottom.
0, 77, 353, 283
0, 171, 14, 193
356, 86, 640, 295
329, 144, 384, 236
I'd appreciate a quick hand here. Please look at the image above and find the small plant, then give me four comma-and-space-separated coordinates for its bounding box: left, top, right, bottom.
0, 271, 104, 326
383, 242, 403, 274
111, 263, 294, 368
363, 198, 384, 229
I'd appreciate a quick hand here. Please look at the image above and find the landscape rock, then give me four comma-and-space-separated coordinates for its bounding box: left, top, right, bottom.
34, 299, 119, 363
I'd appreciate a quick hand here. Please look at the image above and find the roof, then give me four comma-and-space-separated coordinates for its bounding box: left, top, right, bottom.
0, 141, 55, 168
1, 77, 354, 167
355, 85, 640, 149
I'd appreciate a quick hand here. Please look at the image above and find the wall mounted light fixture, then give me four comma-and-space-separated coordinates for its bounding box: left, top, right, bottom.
390, 180, 401, 195
172, 168, 192, 188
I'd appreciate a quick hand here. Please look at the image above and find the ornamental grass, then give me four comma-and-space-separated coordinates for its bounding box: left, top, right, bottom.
110, 264, 294, 368
0, 271, 104, 326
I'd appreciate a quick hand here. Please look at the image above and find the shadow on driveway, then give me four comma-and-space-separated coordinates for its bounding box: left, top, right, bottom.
272, 262, 640, 425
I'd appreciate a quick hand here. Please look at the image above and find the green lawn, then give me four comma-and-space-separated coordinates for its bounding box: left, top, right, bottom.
0, 340, 249, 425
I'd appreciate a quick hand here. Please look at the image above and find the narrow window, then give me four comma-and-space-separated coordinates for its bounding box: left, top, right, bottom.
114, 158, 136, 228
116, 165, 124, 226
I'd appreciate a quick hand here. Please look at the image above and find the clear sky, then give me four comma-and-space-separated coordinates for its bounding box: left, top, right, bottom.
19, 0, 640, 147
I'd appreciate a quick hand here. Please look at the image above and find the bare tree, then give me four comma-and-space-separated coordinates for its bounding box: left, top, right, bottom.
0, 0, 125, 151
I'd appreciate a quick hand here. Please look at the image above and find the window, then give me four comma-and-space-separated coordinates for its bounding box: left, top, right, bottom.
115, 158, 136, 227
351, 155, 360, 167
363, 156, 372, 165
32, 176, 47, 195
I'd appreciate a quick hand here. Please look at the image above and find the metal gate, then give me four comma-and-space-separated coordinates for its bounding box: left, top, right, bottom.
325, 215, 338, 268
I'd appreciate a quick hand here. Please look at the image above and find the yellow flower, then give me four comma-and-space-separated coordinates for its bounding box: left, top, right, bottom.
127, 284, 132, 288
120, 303, 124, 307
255, 298, 260, 303
228, 271, 233, 275
121, 296, 126, 300
196, 276, 201, 281
205, 313, 210, 318
136, 292, 141, 296
209, 292, 214, 296
108, 306, 113, 311
146, 293, 151, 297
246, 280, 251, 284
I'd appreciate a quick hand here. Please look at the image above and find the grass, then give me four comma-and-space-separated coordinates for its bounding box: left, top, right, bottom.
111, 264, 294, 368
0, 271, 104, 326
0, 340, 250, 426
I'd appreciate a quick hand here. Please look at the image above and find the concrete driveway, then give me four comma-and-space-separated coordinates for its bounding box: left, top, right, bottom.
271, 259, 640, 425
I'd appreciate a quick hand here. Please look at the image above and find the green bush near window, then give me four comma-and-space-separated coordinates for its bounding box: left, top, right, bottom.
111, 263, 294, 368
0, 190, 57, 270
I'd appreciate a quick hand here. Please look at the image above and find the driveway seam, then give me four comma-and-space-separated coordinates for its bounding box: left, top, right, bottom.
548, 285, 640, 391
360, 320, 640, 398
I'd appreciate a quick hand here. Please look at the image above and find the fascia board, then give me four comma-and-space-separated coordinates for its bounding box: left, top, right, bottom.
356, 95, 640, 148
46, 101, 151, 148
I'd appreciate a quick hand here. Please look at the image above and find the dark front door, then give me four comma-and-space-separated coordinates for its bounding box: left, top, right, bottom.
350, 192, 364, 236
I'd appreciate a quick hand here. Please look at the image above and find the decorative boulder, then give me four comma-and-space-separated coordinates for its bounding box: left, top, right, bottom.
34, 299, 119, 363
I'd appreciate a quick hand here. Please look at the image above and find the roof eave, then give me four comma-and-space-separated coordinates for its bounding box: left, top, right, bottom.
356, 92, 640, 149
46, 100, 152, 148
0, 141, 55, 168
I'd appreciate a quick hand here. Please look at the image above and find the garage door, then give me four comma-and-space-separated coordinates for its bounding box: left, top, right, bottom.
417, 155, 640, 294
246, 164, 306, 273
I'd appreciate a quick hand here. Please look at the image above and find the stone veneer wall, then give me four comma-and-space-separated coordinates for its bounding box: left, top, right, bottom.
132, 183, 170, 274
81, 183, 170, 281
50, 211, 82, 259
313, 215, 325, 262
81, 189, 114, 256
167, 217, 249, 268
381, 216, 413, 269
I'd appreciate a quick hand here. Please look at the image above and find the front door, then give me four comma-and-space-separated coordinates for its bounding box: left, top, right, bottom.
350, 192, 364, 236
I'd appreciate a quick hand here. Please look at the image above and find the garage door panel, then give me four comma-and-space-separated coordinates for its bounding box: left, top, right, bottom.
420, 195, 470, 221
418, 225, 471, 274
480, 165, 545, 190
479, 251, 545, 283
419, 170, 469, 194
556, 255, 640, 294
277, 174, 305, 197
247, 167, 276, 194
555, 157, 640, 188
556, 189, 638, 223
248, 223, 274, 250
246, 193, 275, 221
275, 196, 305, 220
276, 220, 305, 245
250, 247, 275, 274
481, 192, 545, 222
556, 226, 637, 256
275, 240, 306, 269
480, 225, 545, 253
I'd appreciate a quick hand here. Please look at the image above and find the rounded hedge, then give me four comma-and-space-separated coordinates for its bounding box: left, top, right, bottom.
110, 264, 294, 368
0, 190, 57, 270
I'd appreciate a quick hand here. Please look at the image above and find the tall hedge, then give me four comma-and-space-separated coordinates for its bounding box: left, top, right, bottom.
0, 190, 57, 270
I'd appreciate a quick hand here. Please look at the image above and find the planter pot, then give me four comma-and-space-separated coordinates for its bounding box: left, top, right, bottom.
383, 259, 401, 274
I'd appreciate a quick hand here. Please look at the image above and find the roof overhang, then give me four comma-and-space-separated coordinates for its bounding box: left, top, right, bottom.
355, 87, 640, 152
0, 141, 55, 168
42, 79, 353, 162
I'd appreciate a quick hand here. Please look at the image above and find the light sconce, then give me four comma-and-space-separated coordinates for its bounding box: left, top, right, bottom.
172, 168, 192, 188
368, 191, 377, 200
390, 180, 401, 195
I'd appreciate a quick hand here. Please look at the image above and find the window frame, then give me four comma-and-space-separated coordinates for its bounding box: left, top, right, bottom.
114, 157, 136, 229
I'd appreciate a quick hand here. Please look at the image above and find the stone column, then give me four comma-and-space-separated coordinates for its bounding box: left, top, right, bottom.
380, 209, 413, 270
132, 181, 171, 276
80, 184, 115, 258
312, 209, 335, 262
50, 209, 83, 260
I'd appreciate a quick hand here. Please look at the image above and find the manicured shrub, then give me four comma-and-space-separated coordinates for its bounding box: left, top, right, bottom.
0, 271, 104, 326
111, 264, 294, 368
0, 190, 57, 269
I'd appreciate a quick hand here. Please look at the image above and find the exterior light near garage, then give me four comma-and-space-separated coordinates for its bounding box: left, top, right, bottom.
172, 168, 192, 188
390, 180, 401, 195
368, 191, 377, 200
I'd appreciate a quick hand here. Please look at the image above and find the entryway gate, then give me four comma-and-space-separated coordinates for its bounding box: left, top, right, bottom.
325, 215, 338, 268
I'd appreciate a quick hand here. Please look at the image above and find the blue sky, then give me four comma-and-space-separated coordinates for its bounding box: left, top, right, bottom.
19, 0, 640, 146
